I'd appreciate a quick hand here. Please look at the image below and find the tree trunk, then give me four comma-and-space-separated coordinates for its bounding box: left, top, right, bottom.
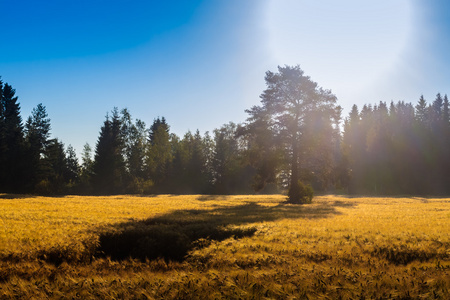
290, 137, 299, 190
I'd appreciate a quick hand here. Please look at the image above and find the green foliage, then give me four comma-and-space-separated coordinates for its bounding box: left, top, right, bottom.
125, 177, 154, 194
211, 122, 254, 194
288, 180, 314, 204
0, 81, 26, 192
246, 65, 340, 194
78, 143, 94, 194
342, 96, 450, 195
121, 109, 147, 181
146, 117, 172, 192
65, 144, 80, 185
4, 72, 450, 196
92, 108, 126, 194
34, 179, 53, 195
238, 110, 282, 192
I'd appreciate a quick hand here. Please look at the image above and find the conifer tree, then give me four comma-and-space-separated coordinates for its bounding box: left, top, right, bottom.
65, 145, 80, 187
247, 65, 338, 203
79, 143, 94, 193
0, 79, 5, 188
211, 122, 251, 194
432, 93, 443, 124
92, 108, 126, 194
240, 106, 282, 192
188, 130, 208, 192
39, 138, 68, 194
121, 109, 148, 185
25, 103, 51, 189
415, 95, 428, 125
0, 82, 26, 192
146, 117, 172, 192
173, 129, 209, 193
443, 94, 450, 127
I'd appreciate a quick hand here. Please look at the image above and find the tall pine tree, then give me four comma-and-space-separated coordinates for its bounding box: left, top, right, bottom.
24, 103, 51, 190
0, 82, 26, 192
92, 108, 126, 194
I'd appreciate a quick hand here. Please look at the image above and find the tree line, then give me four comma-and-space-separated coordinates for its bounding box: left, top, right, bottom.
1, 66, 450, 198
343, 95, 450, 195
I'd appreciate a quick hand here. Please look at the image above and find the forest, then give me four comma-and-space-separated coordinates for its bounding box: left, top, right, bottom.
1, 65, 450, 198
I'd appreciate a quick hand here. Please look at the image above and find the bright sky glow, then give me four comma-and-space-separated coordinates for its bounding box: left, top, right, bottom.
1, 0, 450, 158
265, 0, 413, 109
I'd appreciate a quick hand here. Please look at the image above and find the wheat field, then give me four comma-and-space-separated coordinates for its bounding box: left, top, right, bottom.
0, 194, 449, 299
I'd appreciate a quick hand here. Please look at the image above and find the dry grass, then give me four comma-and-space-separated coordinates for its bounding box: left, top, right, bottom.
0, 194, 449, 299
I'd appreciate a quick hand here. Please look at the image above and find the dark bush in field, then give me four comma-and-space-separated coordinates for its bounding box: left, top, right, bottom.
288, 180, 314, 204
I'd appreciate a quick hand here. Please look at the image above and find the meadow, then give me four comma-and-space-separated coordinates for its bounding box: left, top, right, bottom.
0, 194, 449, 299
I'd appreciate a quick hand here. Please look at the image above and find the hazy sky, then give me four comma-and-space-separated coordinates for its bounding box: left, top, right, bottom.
1, 0, 450, 157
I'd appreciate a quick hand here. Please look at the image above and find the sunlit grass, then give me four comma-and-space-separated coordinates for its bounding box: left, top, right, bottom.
0, 194, 449, 298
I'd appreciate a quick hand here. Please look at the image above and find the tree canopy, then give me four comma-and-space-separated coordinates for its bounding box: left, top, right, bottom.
2, 68, 450, 197
245, 65, 340, 203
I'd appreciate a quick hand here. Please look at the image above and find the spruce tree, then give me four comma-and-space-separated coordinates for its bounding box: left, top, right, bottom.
415, 95, 428, 125
0, 79, 5, 188
443, 95, 449, 127
25, 103, 51, 189
432, 93, 443, 123
38, 138, 68, 194
92, 108, 126, 194
79, 143, 94, 194
211, 122, 249, 194
442, 95, 450, 193
65, 145, 80, 186
146, 117, 172, 192
121, 109, 148, 191
240, 106, 281, 192
1, 82, 26, 192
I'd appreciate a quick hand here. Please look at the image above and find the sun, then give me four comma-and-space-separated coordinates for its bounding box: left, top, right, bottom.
264, 0, 414, 107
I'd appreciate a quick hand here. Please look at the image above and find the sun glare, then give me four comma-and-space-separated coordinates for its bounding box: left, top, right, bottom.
264, 0, 413, 106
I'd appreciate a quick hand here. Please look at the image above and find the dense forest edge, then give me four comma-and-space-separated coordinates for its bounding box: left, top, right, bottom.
1, 65, 450, 199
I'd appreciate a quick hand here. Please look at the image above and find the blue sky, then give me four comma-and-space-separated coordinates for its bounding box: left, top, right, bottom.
1, 0, 450, 158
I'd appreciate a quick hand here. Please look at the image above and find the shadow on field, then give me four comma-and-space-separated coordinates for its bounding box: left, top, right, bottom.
196, 195, 230, 201
0, 194, 36, 199
97, 201, 354, 262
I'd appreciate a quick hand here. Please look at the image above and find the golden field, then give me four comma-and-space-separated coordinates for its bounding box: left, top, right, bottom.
0, 194, 449, 299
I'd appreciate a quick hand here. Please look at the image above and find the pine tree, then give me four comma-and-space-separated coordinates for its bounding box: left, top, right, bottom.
146, 117, 172, 192
0, 79, 5, 188
241, 105, 282, 192
248, 65, 338, 203
92, 108, 126, 194
79, 143, 94, 194
121, 109, 148, 188
1, 82, 26, 192
211, 122, 251, 194
65, 145, 80, 186
149, 116, 169, 145
432, 93, 443, 123
442, 95, 450, 193
181, 130, 208, 193
41, 139, 68, 194
443, 95, 449, 128
24, 103, 51, 189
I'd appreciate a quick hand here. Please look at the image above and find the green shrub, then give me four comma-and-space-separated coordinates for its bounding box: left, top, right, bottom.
288, 180, 314, 204
34, 179, 53, 195
126, 177, 154, 194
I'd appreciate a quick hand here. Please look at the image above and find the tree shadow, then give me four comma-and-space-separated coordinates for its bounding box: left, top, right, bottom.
97, 201, 356, 262
0, 194, 36, 199
331, 200, 357, 207
195, 195, 230, 201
